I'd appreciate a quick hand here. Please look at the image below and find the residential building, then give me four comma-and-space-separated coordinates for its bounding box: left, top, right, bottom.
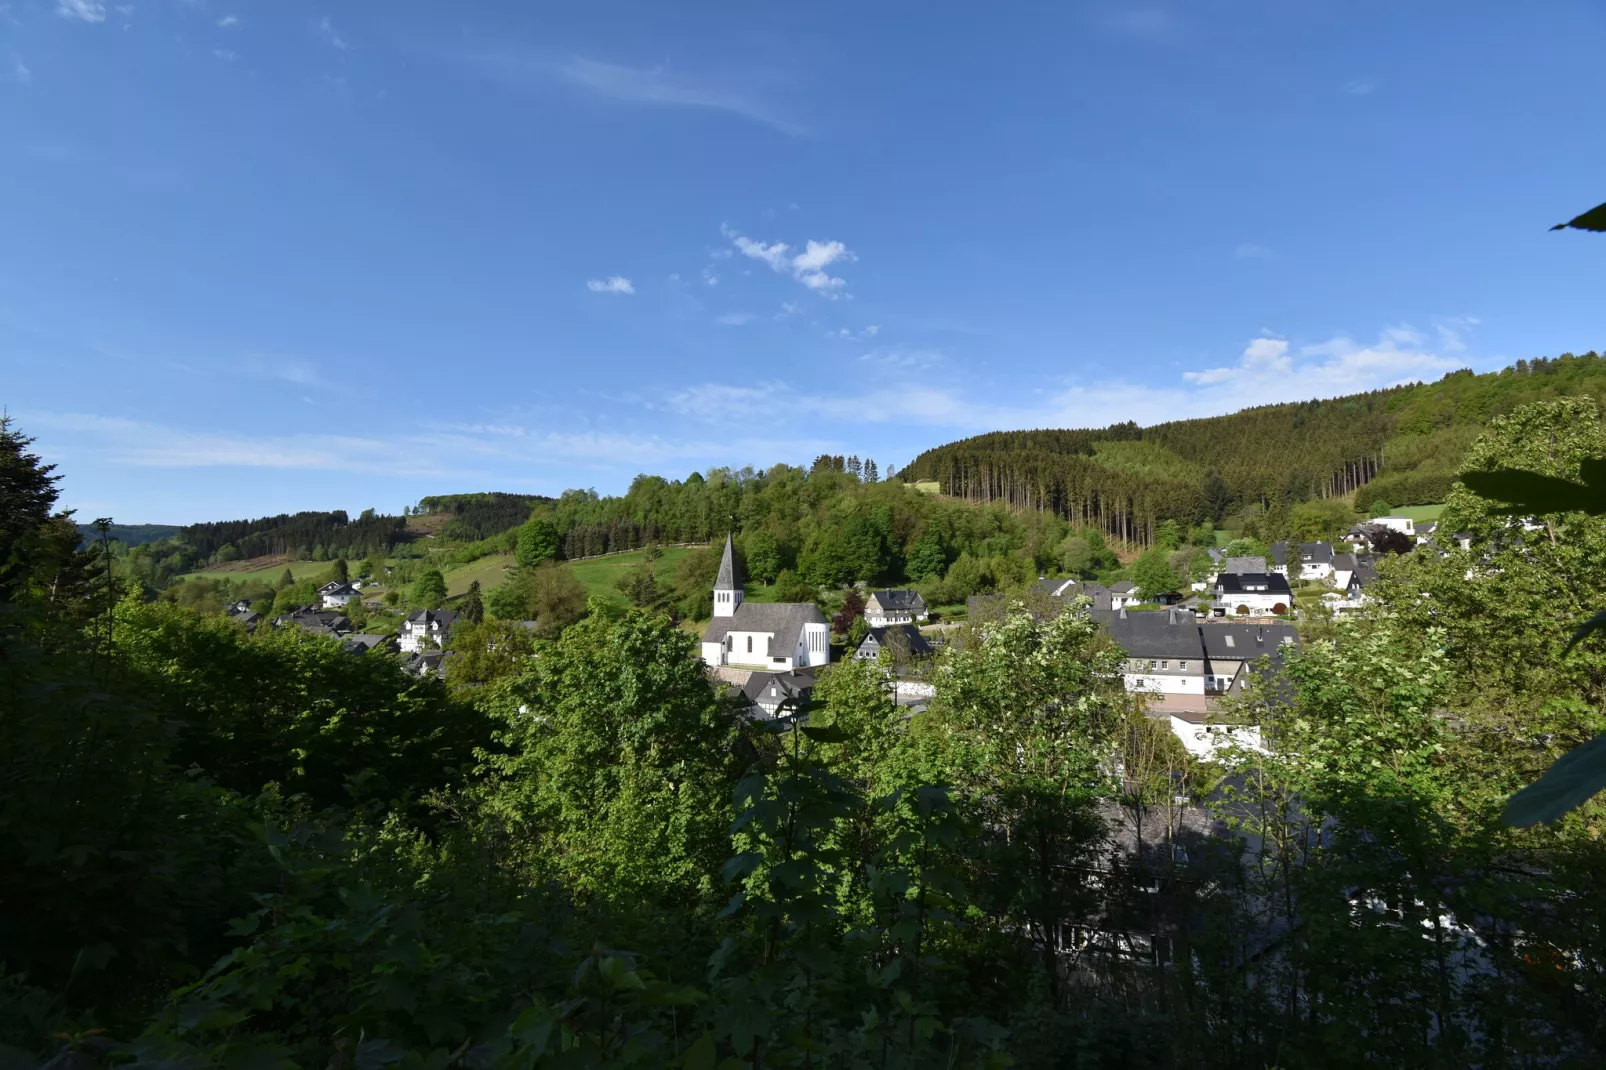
399, 608, 460, 653
853, 624, 935, 662
341, 633, 398, 655
1370, 515, 1417, 537
735, 669, 817, 720
1109, 580, 1139, 609
1199, 622, 1298, 695
1293, 542, 1334, 581
701, 535, 831, 671
319, 580, 360, 609
1031, 577, 1114, 611
1330, 552, 1358, 591
1223, 556, 1270, 575
273, 607, 352, 637
1091, 606, 1206, 696
1212, 572, 1293, 617
864, 589, 928, 626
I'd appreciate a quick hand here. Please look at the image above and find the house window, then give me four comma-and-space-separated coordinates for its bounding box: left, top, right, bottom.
746, 636, 753, 654
1179, 661, 1188, 670
1159, 661, 1169, 670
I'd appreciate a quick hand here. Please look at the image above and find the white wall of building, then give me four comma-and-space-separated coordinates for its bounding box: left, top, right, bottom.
1125, 672, 1206, 696
1168, 718, 1266, 759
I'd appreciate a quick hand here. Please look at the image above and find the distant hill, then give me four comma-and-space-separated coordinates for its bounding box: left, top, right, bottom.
413, 492, 554, 541
77, 523, 182, 548
902, 350, 1606, 542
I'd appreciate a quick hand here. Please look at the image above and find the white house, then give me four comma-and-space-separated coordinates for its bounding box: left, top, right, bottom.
399, 608, 459, 653
701, 535, 831, 671
864, 589, 927, 626
319, 580, 360, 610
1093, 607, 1206, 696
1109, 580, 1139, 609
1370, 516, 1416, 537
1213, 572, 1293, 617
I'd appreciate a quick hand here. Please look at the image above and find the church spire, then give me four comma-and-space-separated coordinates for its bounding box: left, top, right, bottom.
712, 532, 743, 617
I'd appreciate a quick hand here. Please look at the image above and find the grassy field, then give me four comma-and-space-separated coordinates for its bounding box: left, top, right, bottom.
177, 558, 331, 585
1380, 503, 1446, 522
911, 481, 942, 495
443, 553, 517, 597
568, 546, 702, 605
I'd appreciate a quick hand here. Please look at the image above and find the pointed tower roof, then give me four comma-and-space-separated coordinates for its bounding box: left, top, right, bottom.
714, 532, 741, 591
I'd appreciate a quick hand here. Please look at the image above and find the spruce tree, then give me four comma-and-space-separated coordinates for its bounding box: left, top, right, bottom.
461, 579, 485, 624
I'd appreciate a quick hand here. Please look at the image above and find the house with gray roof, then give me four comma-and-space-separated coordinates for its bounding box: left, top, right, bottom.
1212, 572, 1293, 617
864, 589, 927, 626
1199, 621, 1297, 694
853, 624, 935, 662
735, 668, 817, 720
1223, 555, 1269, 575
1030, 577, 1114, 610
273, 607, 352, 637
1108, 580, 1139, 609
399, 608, 459, 653
701, 535, 831, 671
1091, 606, 1206, 696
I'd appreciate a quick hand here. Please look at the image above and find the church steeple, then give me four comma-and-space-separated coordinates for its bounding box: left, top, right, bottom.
712, 532, 743, 617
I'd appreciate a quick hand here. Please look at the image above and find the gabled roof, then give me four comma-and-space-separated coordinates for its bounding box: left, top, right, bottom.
1350, 559, 1380, 589
1330, 552, 1357, 571
867, 589, 926, 611
1032, 578, 1079, 598
714, 533, 740, 591
405, 608, 461, 628
857, 624, 935, 658
1225, 556, 1269, 574
740, 668, 817, 712
341, 633, 397, 654
1269, 542, 1288, 567
1091, 607, 1205, 660
1109, 580, 1135, 594
1217, 572, 1293, 596
1298, 542, 1334, 564
703, 601, 828, 655
1199, 621, 1298, 660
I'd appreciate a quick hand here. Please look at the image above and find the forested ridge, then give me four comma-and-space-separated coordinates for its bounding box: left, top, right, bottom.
904, 349, 1606, 543
11, 399, 1606, 1066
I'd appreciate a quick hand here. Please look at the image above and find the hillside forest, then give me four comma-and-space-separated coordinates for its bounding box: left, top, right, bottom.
904, 350, 1606, 546
12, 383, 1606, 1066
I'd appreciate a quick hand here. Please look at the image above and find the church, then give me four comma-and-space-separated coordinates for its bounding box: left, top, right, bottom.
700, 534, 832, 671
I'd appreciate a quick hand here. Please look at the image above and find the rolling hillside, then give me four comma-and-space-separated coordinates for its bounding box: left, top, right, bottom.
902, 349, 1606, 541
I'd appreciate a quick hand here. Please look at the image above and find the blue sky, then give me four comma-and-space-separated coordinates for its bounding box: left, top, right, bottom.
4, 0, 1605, 523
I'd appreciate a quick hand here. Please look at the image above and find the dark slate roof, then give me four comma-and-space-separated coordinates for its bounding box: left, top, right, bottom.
1225, 556, 1269, 574
740, 668, 818, 707
318, 580, 354, 595
868, 589, 926, 612
1350, 559, 1380, 589
1199, 622, 1298, 660
702, 601, 828, 655
276, 608, 352, 633
1109, 580, 1135, 594
1217, 573, 1293, 596
1269, 542, 1289, 567
1090, 607, 1205, 660
1331, 552, 1357, 571
405, 608, 461, 628
714, 533, 740, 591
341, 633, 397, 654
1417, 521, 1438, 535
1033, 578, 1079, 598
1299, 542, 1334, 564
856, 624, 935, 659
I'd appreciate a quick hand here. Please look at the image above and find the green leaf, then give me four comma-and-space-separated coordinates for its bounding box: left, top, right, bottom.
1502, 730, 1606, 826
1562, 610, 1606, 657
720, 852, 762, 883
1458, 469, 1606, 515
800, 723, 848, 743
681, 1032, 717, 1070
1551, 200, 1606, 232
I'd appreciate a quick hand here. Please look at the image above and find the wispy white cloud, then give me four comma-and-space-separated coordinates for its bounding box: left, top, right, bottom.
548, 55, 799, 135
716, 311, 756, 326
1344, 79, 1376, 95
1434, 315, 1479, 353
217, 14, 237, 27
721, 225, 856, 298
10, 51, 28, 85
316, 15, 346, 51
1234, 243, 1273, 259
587, 276, 635, 295
213, 48, 236, 61
55, 0, 105, 23
859, 346, 943, 369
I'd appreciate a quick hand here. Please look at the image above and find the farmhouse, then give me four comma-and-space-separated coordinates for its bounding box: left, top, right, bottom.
852, 624, 935, 662
701, 535, 831, 671
319, 580, 360, 609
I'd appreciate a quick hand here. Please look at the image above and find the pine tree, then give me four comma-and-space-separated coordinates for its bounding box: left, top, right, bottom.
864, 459, 879, 483
462, 579, 485, 624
